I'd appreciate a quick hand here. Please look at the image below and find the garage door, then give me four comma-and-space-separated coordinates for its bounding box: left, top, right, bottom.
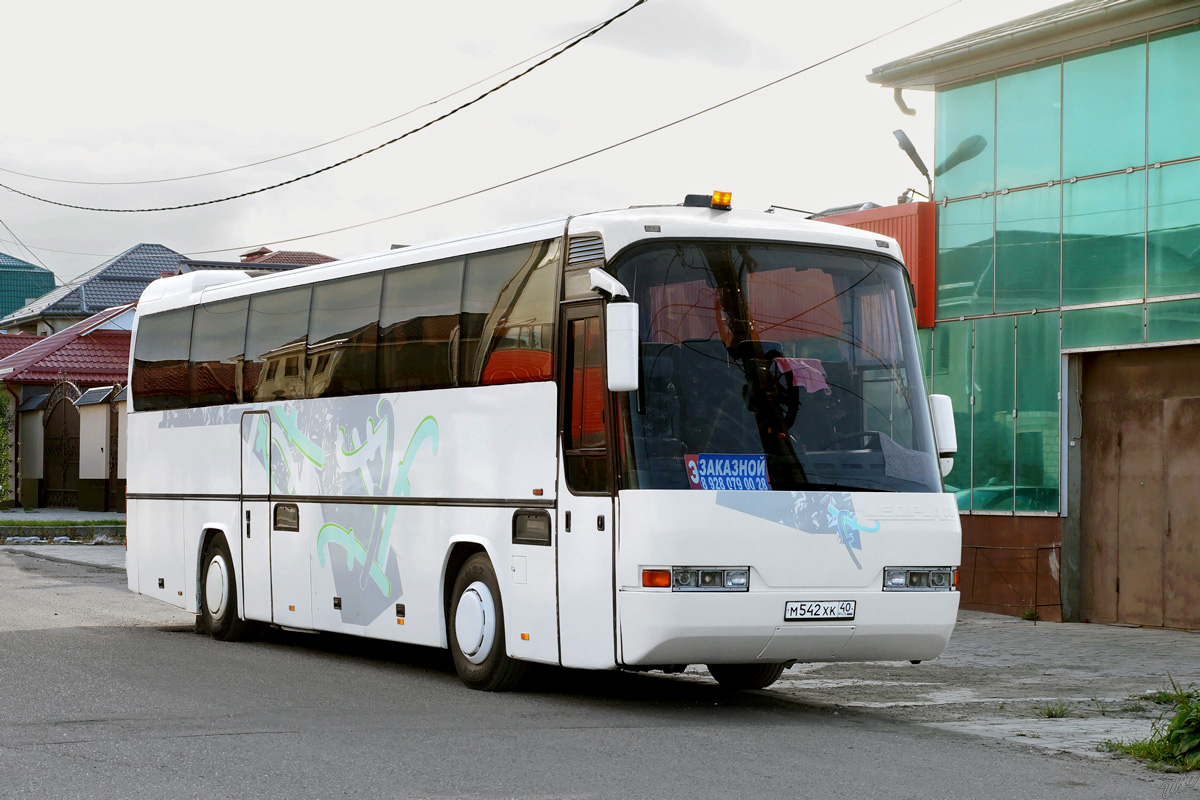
1081, 345, 1200, 629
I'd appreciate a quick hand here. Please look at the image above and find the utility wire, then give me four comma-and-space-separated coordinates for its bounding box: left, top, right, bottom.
186, 0, 963, 257
0, 17, 614, 187
0, 218, 51, 272
0, 0, 647, 213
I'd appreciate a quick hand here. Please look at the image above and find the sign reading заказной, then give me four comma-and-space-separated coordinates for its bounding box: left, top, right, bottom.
685, 454, 770, 491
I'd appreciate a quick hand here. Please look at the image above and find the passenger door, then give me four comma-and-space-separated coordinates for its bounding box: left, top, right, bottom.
240, 411, 272, 622
556, 304, 617, 669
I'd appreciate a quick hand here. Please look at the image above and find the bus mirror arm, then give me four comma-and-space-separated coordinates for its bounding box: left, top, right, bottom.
606, 301, 640, 393
589, 268, 629, 301
928, 393, 957, 479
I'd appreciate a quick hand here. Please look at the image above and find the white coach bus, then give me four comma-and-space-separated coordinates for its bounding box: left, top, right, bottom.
126, 192, 961, 691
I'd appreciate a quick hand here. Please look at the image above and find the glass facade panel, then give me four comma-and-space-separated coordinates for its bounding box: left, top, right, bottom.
1148, 27, 1200, 164
917, 327, 932, 396
1063, 39, 1146, 177
935, 77, 994, 201
996, 186, 1061, 312
996, 61, 1061, 188
1062, 172, 1146, 306
1061, 304, 1144, 349
1148, 160, 1200, 298
1148, 298, 1200, 344
971, 316, 1015, 512
936, 197, 994, 318
931, 321, 971, 504
1015, 313, 1060, 512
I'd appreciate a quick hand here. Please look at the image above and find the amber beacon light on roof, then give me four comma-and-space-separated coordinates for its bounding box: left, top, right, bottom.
682, 191, 732, 210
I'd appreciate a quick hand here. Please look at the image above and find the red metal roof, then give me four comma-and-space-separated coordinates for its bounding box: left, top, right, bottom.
818, 202, 937, 328
242, 249, 335, 266
0, 305, 132, 385
0, 332, 37, 361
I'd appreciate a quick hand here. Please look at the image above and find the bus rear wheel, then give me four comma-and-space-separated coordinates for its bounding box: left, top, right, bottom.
707, 663, 786, 690
201, 536, 248, 642
448, 553, 527, 691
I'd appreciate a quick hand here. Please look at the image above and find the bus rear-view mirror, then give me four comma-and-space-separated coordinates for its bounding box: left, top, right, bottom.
928, 393, 956, 478
606, 302, 639, 393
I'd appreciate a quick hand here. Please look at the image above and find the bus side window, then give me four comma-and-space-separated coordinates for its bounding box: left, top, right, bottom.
563, 314, 609, 493
132, 307, 193, 412
378, 258, 463, 392
189, 297, 248, 407
477, 239, 559, 386
307, 273, 382, 399
461, 240, 559, 387
245, 286, 312, 402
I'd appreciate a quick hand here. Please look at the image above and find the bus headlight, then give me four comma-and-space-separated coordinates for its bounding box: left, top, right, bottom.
671, 567, 750, 592
882, 567, 955, 591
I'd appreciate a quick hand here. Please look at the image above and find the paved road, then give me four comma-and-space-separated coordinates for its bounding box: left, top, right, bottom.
0, 547, 1186, 799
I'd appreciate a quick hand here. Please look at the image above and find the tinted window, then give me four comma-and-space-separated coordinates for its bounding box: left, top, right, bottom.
308, 274, 382, 398
190, 298, 248, 407
245, 286, 311, 402
562, 314, 608, 493
132, 307, 193, 412
461, 241, 559, 386
379, 258, 463, 392
478, 239, 559, 386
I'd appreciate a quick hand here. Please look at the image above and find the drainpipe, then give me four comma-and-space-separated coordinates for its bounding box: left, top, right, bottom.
5, 384, 20, 508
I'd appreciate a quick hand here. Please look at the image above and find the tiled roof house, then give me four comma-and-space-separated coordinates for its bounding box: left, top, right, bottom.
177, 247, 337, 274
0, 251, 56, 320
0, 303, 134, 386
0, 243, 183, 336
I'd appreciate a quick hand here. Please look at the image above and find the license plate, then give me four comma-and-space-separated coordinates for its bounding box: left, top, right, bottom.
784, 600, 856, 621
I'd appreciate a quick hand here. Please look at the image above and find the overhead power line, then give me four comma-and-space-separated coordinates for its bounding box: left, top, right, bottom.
0, 16, 616, 188
185, 0, 963, 257
0, 0, 647, 213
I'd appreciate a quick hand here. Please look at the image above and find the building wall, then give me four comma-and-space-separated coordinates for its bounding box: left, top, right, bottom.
18, 410, 43, 508
928, 23, 1200, 620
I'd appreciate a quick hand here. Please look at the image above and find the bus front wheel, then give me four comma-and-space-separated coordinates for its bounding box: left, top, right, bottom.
448, 553, 527, 691
201, 536, 248, 642
707, 663, 786, 690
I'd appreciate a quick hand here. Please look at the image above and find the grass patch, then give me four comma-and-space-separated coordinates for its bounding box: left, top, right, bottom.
1105, 678, 1200, 772
0, 519, 124, 527
1020, 607, 1040, 621
1035, 700, 1072, 718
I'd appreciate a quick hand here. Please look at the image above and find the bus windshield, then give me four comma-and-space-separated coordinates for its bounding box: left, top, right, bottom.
613, 240, 941, 494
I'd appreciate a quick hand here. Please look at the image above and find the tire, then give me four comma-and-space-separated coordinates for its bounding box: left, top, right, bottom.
201, 536, 248, 642
448, 553, 527, 691
707, 662, 786, 690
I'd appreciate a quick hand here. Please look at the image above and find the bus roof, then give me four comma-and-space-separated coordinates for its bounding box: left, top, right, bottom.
136, 204, 901, 316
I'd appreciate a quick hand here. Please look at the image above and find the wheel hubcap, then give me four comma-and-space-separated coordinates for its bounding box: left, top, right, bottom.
205, 555, 228, 618
454, 580, 496, 665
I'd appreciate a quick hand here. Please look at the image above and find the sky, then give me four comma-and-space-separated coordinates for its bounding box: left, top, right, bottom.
0, 0, 1068, 285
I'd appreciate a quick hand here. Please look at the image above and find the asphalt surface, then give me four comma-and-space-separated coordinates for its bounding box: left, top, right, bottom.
0, 544, 1196, 799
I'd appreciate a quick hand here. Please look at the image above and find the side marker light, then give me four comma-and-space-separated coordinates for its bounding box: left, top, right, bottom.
642, 569, 672, 588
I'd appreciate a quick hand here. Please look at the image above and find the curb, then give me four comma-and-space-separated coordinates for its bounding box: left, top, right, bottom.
1, 525, 126, 544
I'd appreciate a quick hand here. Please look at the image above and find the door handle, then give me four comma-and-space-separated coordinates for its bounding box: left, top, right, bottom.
597, 515, 605, 532
245, 510, 251, 539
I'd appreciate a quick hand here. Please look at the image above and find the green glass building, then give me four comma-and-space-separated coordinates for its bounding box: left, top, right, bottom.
0, 252, 55, 322
870, 0, 1200, 628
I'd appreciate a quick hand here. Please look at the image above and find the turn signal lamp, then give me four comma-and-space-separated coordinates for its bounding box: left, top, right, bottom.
642, 569, 672, 588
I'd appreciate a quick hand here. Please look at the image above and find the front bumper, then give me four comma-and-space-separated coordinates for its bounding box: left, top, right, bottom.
618, 588, 958, 666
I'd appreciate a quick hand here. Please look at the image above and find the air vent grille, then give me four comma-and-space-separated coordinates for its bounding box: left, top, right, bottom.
568, 236, 604, 264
